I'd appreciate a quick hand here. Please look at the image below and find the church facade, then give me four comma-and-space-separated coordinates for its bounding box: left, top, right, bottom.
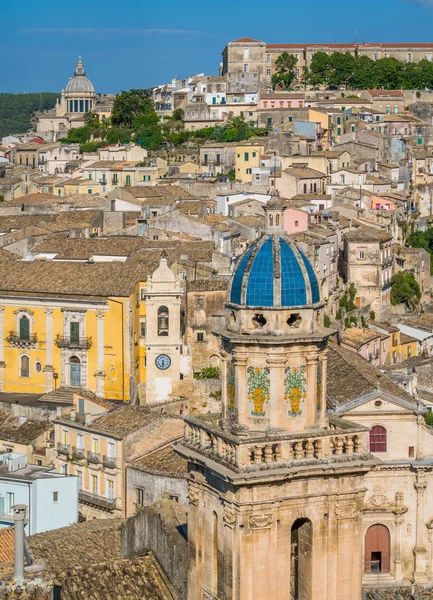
177, 202, 433, 598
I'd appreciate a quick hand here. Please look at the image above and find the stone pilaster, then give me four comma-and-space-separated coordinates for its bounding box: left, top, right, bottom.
219, 347, 229, 426
94, 310, 106, 397
267, 354, 286, 431
0, 305, 5, 392
233, 351, 248, 433
320, 349, 328, 426
44, 308, 54, 392
393, 511, 406, 581
414, 472, 428, 580
305, 354, 318, 427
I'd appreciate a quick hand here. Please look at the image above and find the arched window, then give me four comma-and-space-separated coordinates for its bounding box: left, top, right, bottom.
370, 425, 387, 452
276, 214, 280, 226
70, 356, 81, 387
20, 355, 30, 378
157, 306, 169, 337
19, 316, 30, 341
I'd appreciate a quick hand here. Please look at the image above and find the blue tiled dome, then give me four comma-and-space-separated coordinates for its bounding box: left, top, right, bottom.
230, 235, 320, 307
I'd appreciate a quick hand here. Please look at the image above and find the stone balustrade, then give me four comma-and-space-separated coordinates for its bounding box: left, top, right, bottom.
184, 422, 364, 470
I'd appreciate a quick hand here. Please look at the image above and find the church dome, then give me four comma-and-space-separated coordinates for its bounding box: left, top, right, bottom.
229, 235, 320, 308
65, 57, 95, 94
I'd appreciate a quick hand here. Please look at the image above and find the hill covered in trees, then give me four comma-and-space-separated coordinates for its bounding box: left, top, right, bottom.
0, 93, 59, 138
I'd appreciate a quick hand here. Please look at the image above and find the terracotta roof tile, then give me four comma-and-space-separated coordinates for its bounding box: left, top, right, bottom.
131, 445, 188, 477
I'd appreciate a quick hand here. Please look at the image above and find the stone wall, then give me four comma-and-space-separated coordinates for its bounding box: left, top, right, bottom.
121, 500, 188, 600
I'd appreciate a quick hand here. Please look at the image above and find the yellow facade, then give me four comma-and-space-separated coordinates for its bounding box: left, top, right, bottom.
62, 180, 102, 196
1, 289, 146, 402
234, 142, 265, 183
308, 108, 331, 149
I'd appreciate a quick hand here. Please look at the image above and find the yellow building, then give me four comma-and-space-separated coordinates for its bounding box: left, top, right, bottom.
54, 398, 183, 518
62, 178, 102, 197
308, 108, 332, 149
234, 142, 265, 183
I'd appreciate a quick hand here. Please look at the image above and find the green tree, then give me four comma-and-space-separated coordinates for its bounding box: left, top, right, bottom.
391, 272, 421, 308
305, 52, 330, 86
327, 52, 356, 88
272, 52, 298, 89
0, 92, 59, 138
83, 111, 100, 128
172, 108, 184, 121
111, 89, 152, 128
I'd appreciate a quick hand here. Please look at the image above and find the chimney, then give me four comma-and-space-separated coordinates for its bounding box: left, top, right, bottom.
13, 504, 27, 584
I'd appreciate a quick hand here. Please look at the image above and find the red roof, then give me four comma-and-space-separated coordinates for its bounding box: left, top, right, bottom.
28, 137, 45, 144
231, 37, 263, 44
368, 89, 405, 97
266, 42, 433, 49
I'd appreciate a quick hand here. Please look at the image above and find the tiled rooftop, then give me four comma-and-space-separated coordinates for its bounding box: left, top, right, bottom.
131, 445, 188, 477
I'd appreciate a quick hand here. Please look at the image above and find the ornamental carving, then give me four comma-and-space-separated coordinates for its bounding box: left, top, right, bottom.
247, 366, 270, 417
223, 506, 236, 526
284, 365, 307, 416
366, 485, 393, 508
188, 485, 199, 506
227, 362, 235, 413
335, 504, 357, 520
249, 511, 273, 530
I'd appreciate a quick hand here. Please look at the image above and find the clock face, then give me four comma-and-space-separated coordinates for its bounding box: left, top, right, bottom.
155, 354, 171, 370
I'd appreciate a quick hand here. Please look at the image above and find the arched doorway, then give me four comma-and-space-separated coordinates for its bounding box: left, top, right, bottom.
291, 518, 313, 600
364, 524, 390, 573
70, 356, 81, 387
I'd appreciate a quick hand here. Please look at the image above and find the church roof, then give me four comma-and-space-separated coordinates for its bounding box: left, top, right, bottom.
229, 234, 320, 308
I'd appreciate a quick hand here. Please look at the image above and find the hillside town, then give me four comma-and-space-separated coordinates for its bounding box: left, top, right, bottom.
3, 37, 433, 600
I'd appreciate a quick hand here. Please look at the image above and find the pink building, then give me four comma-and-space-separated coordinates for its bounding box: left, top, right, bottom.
369, 194, 396, 210
283, 207, 309, 234
259, 93, 305, 110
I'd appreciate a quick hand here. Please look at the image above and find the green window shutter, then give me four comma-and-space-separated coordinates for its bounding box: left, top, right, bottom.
337, 128, 341, 136
126, 175, 131, 184
418, 138, 423, 145
244, 152, 249, 161
70, 322, 80, 343
19, 317, 29, 341
337, 117, 341, 125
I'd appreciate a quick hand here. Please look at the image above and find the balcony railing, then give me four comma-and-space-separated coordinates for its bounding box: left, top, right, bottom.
79, 490, 116, 511
72, 446, 85, 460
57, 443, 70, 456
182, 415, 367, 471
102, 455, 117, 469
87, 451, 100, 464
6, 332, 37, 348
55, 335, 92, 350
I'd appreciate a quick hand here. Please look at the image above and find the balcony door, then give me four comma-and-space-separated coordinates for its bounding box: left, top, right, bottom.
70, 322, 80, 344
70, 356, 81, 387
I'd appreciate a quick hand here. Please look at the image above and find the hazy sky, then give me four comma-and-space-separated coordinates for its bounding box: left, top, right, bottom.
2, 0, 433, 93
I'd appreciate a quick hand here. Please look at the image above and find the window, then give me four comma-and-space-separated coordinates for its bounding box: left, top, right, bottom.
303, 183, 307, 194
76, 470, 83, 489
266, 53, 271, 64
61, 463, 67, 475
140, 319, 146, 338
244, 152, 249, 161
92, 438, 99, 453
337, 127, 341, 136
373, 53, 378, 61
35, 361, 42, 373
108, 442, 115, 459
252, 152, 256, 158
195, 296, 205, 310
87, 188, 92, 194
369, 425, 387, 452
428, 53, 432, 61
157, 306, 169, 336
53, 492, 59, 503
91, 475, 98, 494
409, 446, 415, 458
126, 175, 131, 185
76, 434, 83, 450
20, 355, 30, 378
392, 334, 398, 347
340, 175, 345, 185
178, 270, 187, 281
6, 492, 14, 514
295, 220, 299, 227
243, 63, 249, 73
107, 480, 114, 499
19, 316, 30, 341
359, 250, 365, 259
384, 52, 389, 58
137, 487, 145, 506
407, 346, 412, 359
197, 332, 204, 342
70, 321, 79, 344
408, 53, 412, 63
246, 168, 252, 175
243, 48, 249, 59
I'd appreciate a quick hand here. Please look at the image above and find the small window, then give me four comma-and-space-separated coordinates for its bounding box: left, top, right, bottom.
53, 492, 59, 503
266, 53, 271, 64
140, 320, 146, 338
243, 63, 249, 73
369, 425, 387, 452
20, 355, 30, 378
195, 296, 205, 310
359, 250, 365, 259
197, 332, 204, 342
408, 446, 415, 458
35, 361, 42, 373
295, 220, 299, 227
137, 487, 145, 506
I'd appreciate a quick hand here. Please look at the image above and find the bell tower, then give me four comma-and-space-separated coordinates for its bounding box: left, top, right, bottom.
177, 223, 375, 600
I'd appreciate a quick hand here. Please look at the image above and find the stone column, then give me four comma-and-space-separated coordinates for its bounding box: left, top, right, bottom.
267, 354, 286, 431
219, 348, 229, 427
95, 310, 106, 397
414, 472, 428, 580
233, 351, 248, 433
305, 355, 318, 427
393, 510, 406, 582
320, 350, 328, 426
0, 305, 5, 392
44, 308, 54, 392
13, 504, 27, 585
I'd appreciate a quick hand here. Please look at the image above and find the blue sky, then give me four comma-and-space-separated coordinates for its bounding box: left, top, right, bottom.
1, 0, 433, 93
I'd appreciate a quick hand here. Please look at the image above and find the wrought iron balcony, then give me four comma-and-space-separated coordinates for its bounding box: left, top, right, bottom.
6, 332, 37, 348
87, 450, 100, 464
79, 490, 116, 511
55, 335, 92, 350
102, 455, 117, 469
72, 446, 85, 460
57, 443, 70, 456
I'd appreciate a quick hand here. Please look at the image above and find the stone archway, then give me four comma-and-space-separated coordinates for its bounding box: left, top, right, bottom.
291, 518, 313, 600
364, 524, 390, 573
